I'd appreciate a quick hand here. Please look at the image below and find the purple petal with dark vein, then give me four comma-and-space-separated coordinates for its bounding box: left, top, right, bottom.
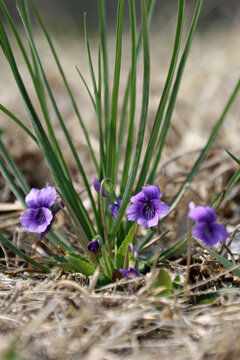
40, 221, 53, 239
20, 207, 53, 233
36, 185, 57, 208
149, 199, 170, 218
145, 212, 159, 228
130, 189, 146, 204
127, 202, 145, 222
192, 222, 228, 246
142, 185, 162, 201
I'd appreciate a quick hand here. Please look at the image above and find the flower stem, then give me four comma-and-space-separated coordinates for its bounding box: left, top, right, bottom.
100, 178, 113, 259
184, 217, 192, 294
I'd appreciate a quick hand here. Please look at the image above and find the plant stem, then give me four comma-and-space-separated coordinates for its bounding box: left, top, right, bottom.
100, 178, 113, 259
184, 217, 192, 294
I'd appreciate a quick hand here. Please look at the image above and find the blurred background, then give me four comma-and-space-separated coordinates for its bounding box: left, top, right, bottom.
4, 0, 240, 32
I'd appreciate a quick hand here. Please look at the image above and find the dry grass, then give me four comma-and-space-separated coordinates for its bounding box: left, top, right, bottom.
0, 14, 240, 360
1, 269, 240, 360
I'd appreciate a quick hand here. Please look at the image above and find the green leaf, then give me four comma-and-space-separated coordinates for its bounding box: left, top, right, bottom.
0, 233, 50, 273
149, 269, 173, 297
115, 223, 136, 269
97, 272, 112, 287
192, 292, 220, 305
65, 252, 95, 277
173, 275, 181, 290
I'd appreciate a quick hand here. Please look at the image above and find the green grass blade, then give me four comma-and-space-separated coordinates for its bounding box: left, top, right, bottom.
116, 0, 155, 179
84, 13, 106, 177
0, 0, 69, 178
21, 0, 44, 99
0, 233, 50, 273
0, 105, 37, 143
29, 0, 98, 173
0, 138, 29, 194
106, 0, 124, 184
17, 2, 99, 234
0, 17, 94, 241
98, 0, 109, 145
136, 0, 185, 190
211, 167, 240, 209
225, 149, 240, 166
0, 155, 25, 205
98, 44, 102, 103
148, 0, 203, 183
119, 0, 137, 193
111, 0, 150, 239
76, 66, 96, 110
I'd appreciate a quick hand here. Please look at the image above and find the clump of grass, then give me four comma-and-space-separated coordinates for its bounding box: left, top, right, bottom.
0, 0, 239, 294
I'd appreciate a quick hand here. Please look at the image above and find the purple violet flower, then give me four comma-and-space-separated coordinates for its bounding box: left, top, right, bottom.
87, 239, 100, 252
20, 183, 59, 238
188, 201, 228, 246
120, 267, 139, 279
93, 177, 121, 219
127, 185, 170, 228
93, 177, 108, 198
110, 198, 122, 219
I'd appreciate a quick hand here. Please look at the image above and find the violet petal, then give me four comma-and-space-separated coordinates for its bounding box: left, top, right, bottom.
193, 222, 228, 246
149, 199, 170, 218
110, 198, 121, 219
188, 205, 217, 223
87, 239, 100, 252
20, 207, 53, 233
25, 188, 40, 209
93, 177, 108, 198
120, 267, 139, 278
142, 185, 162, 201
36, 185, 57, 208
127, 202, 145, 222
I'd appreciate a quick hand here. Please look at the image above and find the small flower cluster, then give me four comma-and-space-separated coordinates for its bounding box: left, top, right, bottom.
188, 202, 228, 246
20, 181, 228, 265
